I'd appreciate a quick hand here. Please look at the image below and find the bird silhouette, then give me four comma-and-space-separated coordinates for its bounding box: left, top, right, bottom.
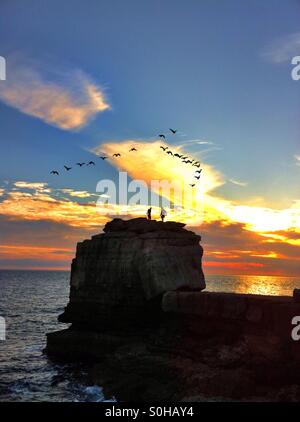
100, 156, 108, 160
159, 134, 166, 139
160, 146, 168, 151
64, 166, 72, 171
129, 148, 137, 152
195, 169, 202, 174
194, 175, 201, 180
167, 151, 173, 155
76, 162, 85, 167
169, 128, 177, 134
50, 170, 59, 175
113, 153, 121, 157
87, 161, 95, 165
190, 184, 195, 187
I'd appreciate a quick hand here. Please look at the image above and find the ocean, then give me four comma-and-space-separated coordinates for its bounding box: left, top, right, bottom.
0, 269, 299, 402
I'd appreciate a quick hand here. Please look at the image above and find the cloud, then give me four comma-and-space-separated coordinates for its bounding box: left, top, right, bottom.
0, 182, 149, 229
60, 188, 94, 198
94, 140, 300, 235
14, 181, 50, 191
295, 154, 300, 165
175, 139, 214, 148
182, 139, 213, 145
228, 178, 247, 187
263, 32, 300, 63
198, 219, 300, 278
3, 139, 300, 275
0, 58, 110, 130
93, 139, 225, 224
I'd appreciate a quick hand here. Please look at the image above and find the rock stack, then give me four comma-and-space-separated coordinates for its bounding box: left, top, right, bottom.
46, 218, 300, 401
55, 217, 205, 331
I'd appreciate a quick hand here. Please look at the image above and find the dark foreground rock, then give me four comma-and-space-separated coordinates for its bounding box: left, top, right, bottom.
46, 218, 300, 402
57, 218, 205, 330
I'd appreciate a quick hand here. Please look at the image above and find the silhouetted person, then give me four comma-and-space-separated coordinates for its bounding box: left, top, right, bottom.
160, 207, 167, 222
147, 207, 152, 220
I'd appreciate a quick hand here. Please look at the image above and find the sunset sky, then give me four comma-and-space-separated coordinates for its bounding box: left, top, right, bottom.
0, 0, 299, 276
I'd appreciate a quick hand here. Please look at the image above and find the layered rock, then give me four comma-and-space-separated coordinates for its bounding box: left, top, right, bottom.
58, 218, 205, 330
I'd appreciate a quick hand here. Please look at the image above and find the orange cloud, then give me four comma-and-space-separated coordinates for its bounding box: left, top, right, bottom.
0, 61, 110, 130
0, 244, 73, 261
2, 134, 300, 277
94, 140, 300, 235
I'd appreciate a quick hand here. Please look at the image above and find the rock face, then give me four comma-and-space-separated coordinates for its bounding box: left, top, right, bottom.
46, 219, 300, 401
59, 218, 205, 329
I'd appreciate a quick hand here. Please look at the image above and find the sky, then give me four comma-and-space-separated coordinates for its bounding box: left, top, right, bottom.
0, 0, 299, 275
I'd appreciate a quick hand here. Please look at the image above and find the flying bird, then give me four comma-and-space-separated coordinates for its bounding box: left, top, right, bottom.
195, 169, 202, 174
160, 146, 168, 151
129, 148, 137, 152
169, 128, 177, 134
100, 156, 108, 160
64, 166, 72, 171
167, 151, 173, 155
159, 134, 166, 139
189, 184, 195, 187
194, 175, 201, 180
76, 162, 85, 167
50, 170, 59, 175
87, 161, 95, 166
113, 153, 121, 157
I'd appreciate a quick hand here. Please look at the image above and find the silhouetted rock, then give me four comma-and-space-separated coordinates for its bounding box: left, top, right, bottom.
58, 218, 205, 330
46, 218, 300, 402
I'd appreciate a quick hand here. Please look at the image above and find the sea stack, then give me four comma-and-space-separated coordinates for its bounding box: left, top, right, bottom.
55, 217, 205, 332
46, 218, 300, 401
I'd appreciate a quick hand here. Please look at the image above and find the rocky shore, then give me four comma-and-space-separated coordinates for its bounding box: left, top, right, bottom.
46, 218, 300, 401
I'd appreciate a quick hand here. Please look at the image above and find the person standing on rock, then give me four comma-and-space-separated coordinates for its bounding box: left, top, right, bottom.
147, 207, 152, 220
160, 207, 167, 222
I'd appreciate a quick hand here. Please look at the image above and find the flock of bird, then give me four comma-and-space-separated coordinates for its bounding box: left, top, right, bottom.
158, 130, 202, 187
50, 128, 203, 188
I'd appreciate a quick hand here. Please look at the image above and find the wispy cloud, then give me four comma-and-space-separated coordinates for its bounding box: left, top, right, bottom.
175, 139, 214, 147
0, 57, 110, 130
263, 32, 300, 63
14, 181, 50, 191
295, 154, 300, 165
229, 178, 248, 187
60, 188, 94, 198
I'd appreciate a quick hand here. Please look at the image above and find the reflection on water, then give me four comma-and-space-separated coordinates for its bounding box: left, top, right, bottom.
206, 274, 300, 296
0, 270, 111, 402
0, 270, 299, 401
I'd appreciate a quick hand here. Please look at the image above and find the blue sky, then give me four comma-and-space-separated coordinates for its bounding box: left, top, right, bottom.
0, 0, 299, 200
0, 0, 300, 273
